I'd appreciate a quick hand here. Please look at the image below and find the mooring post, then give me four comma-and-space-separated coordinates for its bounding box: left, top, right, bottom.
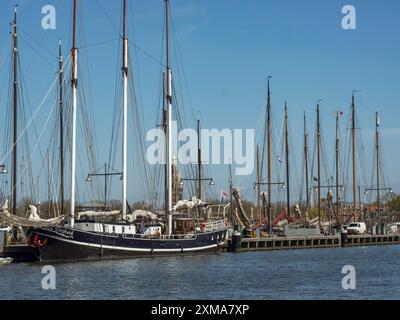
340, 228, 348, 247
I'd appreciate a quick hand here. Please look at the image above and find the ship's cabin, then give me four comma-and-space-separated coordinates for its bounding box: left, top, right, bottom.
74, 220, 136, 235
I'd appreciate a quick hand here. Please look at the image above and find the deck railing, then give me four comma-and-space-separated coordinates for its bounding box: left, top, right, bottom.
122, 233, 198, 240
200, 219, 227, 232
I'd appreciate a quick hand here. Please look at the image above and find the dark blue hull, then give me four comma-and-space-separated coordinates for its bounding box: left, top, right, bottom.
27, 226, 228, 262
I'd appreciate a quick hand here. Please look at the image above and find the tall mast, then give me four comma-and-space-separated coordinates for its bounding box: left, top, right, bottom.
12, 6, 18, 218
335, 110, 340, 227
304, 111, 309, 213
351, 93, 356, 221
162, 72, 167, 221
316, 103, 321, 224
375, 111, 380, 229
256, 145, 261, 223
104, 163, 107, 209
165, 0, 173, 235
197, 118, 202, 200
358, 184, 361, 217
70, 0, 78, 228
47, 149, 51, 210
266, 76, 272, 224
284, 103, 290, 216
59, 40, 65, 215
121, 0, 128, 219
228, 162, 233, 225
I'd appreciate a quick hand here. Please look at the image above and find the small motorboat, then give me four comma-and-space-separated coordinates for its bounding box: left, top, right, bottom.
0, 257, 13, 265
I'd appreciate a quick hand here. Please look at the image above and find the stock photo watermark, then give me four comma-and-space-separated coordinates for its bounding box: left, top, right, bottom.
146, 121, 255, 176
341, 5, 356, 30
41, 265, 56, 290
36, 3, 357, 180
39, 3, 357, 31
341, 265, 356, 290
41, 5, 56, 30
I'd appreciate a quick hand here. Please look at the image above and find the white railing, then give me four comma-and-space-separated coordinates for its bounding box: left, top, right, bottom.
122, 233, 197, 240
199, 219, 227, 232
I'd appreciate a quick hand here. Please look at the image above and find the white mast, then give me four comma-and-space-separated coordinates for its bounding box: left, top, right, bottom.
122, 0, 128, 220
165, 0, 173, 235
12, 6, 18, 223
70, 0, 78, 228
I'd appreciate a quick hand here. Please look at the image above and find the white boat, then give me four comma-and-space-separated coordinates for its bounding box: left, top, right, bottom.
0, 257, 13, 265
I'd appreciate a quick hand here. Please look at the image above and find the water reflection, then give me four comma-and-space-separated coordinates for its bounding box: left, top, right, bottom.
1, 246, 400, 300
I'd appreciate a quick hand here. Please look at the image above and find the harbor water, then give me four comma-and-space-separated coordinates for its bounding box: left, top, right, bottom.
1, 245, 399, 300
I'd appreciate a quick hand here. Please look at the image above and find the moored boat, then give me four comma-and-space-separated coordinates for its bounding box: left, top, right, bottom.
27, 0, 228, 262
0, 257, 13, 265
27, 219, 227, 262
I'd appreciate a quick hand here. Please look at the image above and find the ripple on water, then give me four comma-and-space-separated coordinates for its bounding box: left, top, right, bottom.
1, 246, 399, 300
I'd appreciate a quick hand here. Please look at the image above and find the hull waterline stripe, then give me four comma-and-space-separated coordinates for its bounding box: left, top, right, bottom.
34, 232, 220, 253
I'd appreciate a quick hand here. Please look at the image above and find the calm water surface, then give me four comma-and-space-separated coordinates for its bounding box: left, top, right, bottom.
1, 246, 399, 300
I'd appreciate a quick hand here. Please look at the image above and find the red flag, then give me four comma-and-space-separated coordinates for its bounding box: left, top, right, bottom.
220, 190, 229, 203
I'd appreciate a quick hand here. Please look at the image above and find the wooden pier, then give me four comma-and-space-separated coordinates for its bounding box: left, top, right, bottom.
347, 234, 400, 247
225, 234, 400, 252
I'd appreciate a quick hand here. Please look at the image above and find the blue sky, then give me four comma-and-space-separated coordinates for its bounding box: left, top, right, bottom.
0, 0, 399, 206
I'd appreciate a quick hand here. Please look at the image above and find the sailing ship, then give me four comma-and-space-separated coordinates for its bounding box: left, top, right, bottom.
27, 0, 228, 262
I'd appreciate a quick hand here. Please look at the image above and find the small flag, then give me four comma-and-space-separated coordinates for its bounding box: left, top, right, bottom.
377, 115, 380, 127
340, 110, 344, 116
220, 190, 229, 203
277, 156, 282, 163
313, 176, 319, 182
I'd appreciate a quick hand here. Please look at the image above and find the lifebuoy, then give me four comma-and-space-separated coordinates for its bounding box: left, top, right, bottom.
38, 238, 48, 247
28, 234, 48, 248
28, 234, 39, 248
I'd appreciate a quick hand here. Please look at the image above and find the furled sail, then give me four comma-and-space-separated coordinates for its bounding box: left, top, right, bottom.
129, 210, 158, 222
77, 210, 120, 220
173, 197, 206, 211
0, 200, 64, 227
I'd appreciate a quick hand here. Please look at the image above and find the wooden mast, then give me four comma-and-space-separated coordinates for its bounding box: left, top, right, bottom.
229, 162, 233, 225
358, 184, 361, 217
266, 77, 272, 226
316, 103, 321, 225
256, 146, 261, 223
197, 118, 202, 200
59, 40, 64, 215
162, 72, 167, 221
304, 111, 309, 215
70, 0, 78, 228
12, 6, 18, 219
375, 111, 380, 229
335, 110, 340, 227
284, 103, 290, 216
351, 93, 356, 221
